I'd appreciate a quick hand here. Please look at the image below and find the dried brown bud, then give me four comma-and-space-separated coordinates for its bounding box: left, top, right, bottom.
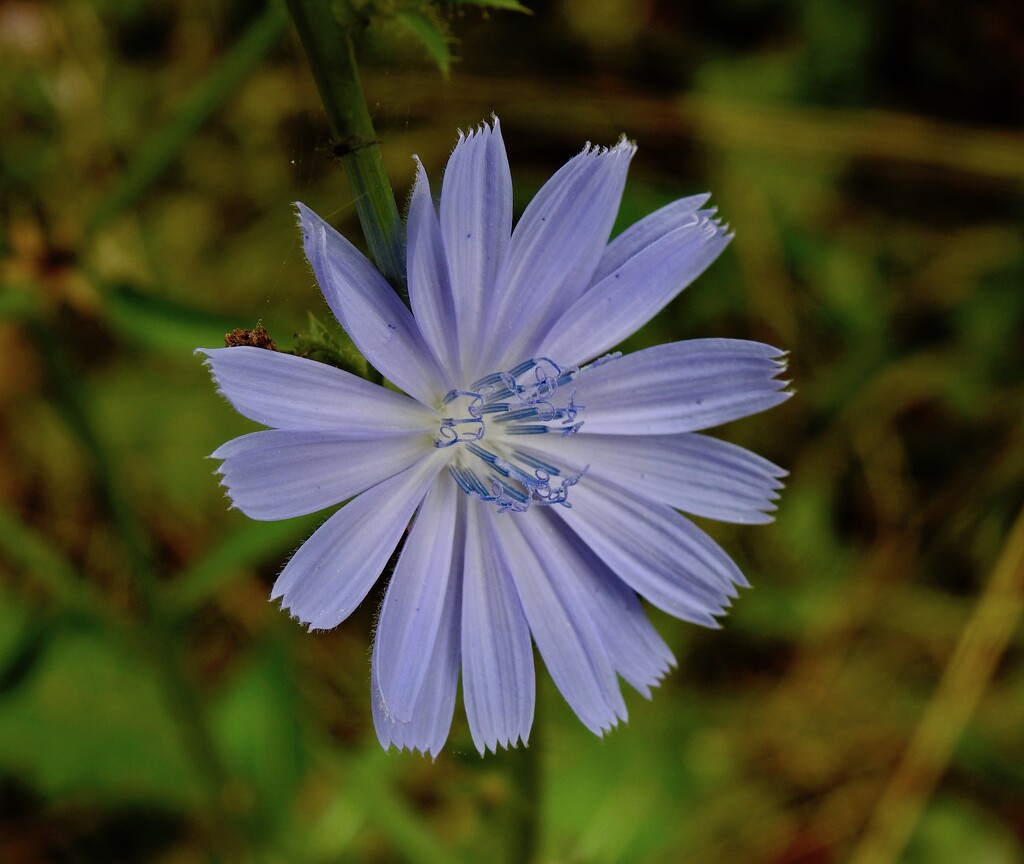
224, 324, 278, 351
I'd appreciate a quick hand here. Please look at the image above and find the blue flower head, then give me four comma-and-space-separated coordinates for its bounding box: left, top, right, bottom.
199, 118, 790, 756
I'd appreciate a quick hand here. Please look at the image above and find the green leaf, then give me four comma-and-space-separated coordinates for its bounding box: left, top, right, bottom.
0, 620, 203, 805
395, 10, 452, 76
291, 311, 368, 376
449, 0, 531, 12
211, 643, 306, 831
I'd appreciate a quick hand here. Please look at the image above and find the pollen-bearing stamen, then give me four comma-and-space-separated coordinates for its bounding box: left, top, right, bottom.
435, 357, 589, 512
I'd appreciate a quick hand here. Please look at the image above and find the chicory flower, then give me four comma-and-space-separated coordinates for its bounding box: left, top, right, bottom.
199, 119, 790, 756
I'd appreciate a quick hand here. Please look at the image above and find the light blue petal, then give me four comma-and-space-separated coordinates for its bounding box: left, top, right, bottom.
296, 202, 445, 404
270, 452, 446, 630
211, 429, 429, 521
407, 158, 460, 376
372, 516, 461, 758
541, 209, 732, 366
501, 513, 627, 734
571, 339, 791, 435
554, 474, 747, 626
374, 478, 458, 722
537, 514, 675, 699
461, 500, 535, 753
521, 432, 785, 524
439, 119, 512, 379
487, 139, 635, 373
197, 347, 435, 434
592, 193, 711, 283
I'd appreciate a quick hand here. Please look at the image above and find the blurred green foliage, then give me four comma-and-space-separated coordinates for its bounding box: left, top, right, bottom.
1, 0, 1023, 862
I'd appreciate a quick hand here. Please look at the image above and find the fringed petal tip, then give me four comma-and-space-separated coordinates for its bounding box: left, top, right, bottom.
581, 703, 628, 739
293, 201, 324, 252
194, 350, 244, 419
631, 670, 671, 702
453, 115, 503, 147
577, 135, 637, 160
266, 588, 313, 629
292, 199, 315, 226
618, 639, 677, 702
377, 739, 444, 762
213, 471, 233, 498
375, 693, 498, 760
373, 685, 457, 759
693, 208, 734, 245
473, 731, 531, 757
194, 348, 215, 379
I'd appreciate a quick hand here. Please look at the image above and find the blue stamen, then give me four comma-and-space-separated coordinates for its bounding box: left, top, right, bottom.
497, 372, 522, 396
505, 424, 550, 436
493, 480, 529, 504
514, 451, 561, 476
509, 358, 538, 378
532, 401, 557, 422
450, 465, 486, 496
435, 356, 592, 512
470, 371, 504, 388
493, 406, 539, 423
465, 442, 498, 465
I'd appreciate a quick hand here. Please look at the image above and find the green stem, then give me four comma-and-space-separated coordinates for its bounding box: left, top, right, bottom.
507, 691, 542, 864
284, 0, 407, 294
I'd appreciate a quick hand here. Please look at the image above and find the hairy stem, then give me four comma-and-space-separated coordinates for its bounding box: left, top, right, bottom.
284, 0, 407, 294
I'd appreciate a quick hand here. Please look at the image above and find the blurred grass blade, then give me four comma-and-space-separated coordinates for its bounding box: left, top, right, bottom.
451, 0, 531, 11
395, 10, 452, 77
0, 612, 60, 698
87, 2, 288, 234
343, 748, 456, 864
211, 644, 306, 831
166, 515, 320, 614
105, 284, 241, 352
848, 505, 1024, 864
0, 505, 105, 617
27, 321, 155, 584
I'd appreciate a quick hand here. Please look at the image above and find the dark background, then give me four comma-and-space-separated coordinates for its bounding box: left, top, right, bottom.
1, 0, 1023, 861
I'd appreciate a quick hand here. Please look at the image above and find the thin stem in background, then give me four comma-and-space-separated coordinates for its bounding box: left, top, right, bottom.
284, 0, 407, 295
28, 322, 234, 852
847, 506, 1024, 864
87, 2, 288, 237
